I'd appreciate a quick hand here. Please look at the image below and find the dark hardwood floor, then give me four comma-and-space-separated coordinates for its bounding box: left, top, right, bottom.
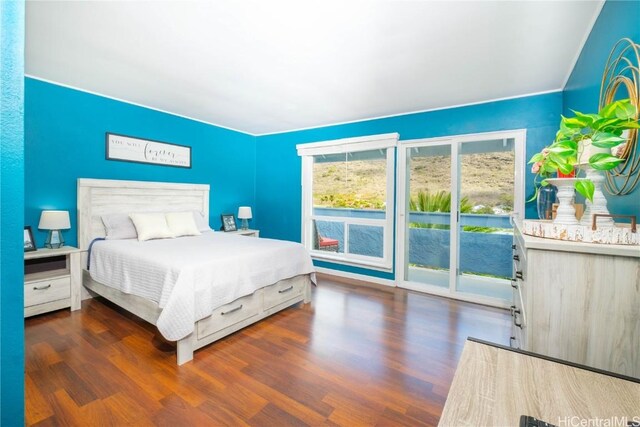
25, 277, 511, 426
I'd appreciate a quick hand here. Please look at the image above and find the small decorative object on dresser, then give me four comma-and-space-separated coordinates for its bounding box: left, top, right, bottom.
544, 178, 580, 225
24, 246, 82, 317
38, 210, 71, 249
220, 213, 237, 232
237, 206, 252, 230
24, 226, 36, 252
535, 183, 557, 220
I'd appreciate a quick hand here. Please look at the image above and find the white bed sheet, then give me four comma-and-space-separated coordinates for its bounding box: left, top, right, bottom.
89, 231, 316, 341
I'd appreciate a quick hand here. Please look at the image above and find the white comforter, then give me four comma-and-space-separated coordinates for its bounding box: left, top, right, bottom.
89, 232, 316, 341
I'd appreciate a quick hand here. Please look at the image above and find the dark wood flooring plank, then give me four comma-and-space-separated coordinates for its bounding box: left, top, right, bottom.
25, 277, 511, 426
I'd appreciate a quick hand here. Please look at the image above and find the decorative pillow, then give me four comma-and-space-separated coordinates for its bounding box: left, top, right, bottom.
129, 213, 174, 241
192, 211, 212, 232
166, 212, 201, 237
101, 213, 138, 240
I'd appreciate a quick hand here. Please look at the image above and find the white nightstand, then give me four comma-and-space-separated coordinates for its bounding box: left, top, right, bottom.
24, 246, 82, 317
226, 229, 260, 237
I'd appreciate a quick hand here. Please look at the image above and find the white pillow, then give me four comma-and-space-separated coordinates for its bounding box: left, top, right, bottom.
102, 213, 137, 240
192, 211, 212, 232
129, 213, 174, 241
166, 212, 201, 237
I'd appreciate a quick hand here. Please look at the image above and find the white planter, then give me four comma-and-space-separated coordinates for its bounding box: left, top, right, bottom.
577, 138, 611, 165
545, 178, 579, 226
579, 166, 615, 228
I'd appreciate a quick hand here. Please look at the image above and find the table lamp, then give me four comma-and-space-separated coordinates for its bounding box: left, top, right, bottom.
237, 206, 252, 230
39, 210, 71, 248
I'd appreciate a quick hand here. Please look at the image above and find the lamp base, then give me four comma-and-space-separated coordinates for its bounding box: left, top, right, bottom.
44, 230, 65, 249
241, 219, 249, 230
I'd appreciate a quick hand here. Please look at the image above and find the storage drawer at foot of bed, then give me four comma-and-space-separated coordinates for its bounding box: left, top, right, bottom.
197, 289, 263, 340
263, 278, 305, 310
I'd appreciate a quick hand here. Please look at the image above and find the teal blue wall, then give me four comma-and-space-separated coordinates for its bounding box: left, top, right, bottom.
563, 0, 640, 218
0, 1, 26, 424
25, 78, 256, 247
256, 92, 562, 279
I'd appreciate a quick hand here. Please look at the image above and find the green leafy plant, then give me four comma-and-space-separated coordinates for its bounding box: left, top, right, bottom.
409, 190, 472, 213
529, 98, 639, 201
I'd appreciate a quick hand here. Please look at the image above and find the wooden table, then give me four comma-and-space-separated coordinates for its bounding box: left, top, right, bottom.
439, 338, 640, 426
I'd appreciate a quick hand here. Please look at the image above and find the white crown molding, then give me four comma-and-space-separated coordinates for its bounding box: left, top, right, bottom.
256, 89, 563, 137
24, 74, 257, 137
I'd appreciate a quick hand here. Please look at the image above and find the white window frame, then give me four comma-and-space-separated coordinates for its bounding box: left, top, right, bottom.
297, 133, 398, 271
395, 129, 526, 307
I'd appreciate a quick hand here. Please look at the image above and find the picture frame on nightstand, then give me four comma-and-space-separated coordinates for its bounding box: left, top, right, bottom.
220, 214, 237, 232
24, 226, 37, 252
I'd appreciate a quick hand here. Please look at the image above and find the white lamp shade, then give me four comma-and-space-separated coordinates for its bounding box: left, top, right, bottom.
38, 210, 71, 230
237, 206, 252, 219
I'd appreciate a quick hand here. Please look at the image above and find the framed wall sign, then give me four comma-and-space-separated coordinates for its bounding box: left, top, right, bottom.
106, 133, 191, 168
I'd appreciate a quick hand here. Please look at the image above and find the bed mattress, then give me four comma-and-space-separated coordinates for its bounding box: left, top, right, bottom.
89, 231, 315, 340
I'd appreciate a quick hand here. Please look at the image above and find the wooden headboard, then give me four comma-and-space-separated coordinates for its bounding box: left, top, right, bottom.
77, 178, 210, 252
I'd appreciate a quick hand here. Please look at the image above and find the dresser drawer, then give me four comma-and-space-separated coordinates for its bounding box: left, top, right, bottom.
197, 290, 262, 340
264, 278, 305, 310
24, 276, 70, 307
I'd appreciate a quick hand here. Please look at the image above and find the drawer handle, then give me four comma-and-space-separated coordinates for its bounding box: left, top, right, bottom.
515, 271, 523, 280
221, 304, 243, 315
513, 254, 520, 262
33, 284, 52, 291
513, 315, 523, 329
278, 285, 294, 294
511, 279, 518, 289
512, 244, 517, 250
510, 305, 523, 328
510, 336, 516, 347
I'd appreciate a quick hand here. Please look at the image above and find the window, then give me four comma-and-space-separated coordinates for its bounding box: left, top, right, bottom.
297, 133, 398, 270
396, 129, 525, 306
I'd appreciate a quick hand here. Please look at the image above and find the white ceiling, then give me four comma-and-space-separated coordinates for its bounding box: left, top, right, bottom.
26, 1, 604, 136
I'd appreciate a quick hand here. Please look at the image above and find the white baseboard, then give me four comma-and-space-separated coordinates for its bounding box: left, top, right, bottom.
314, 267, 396, 287
314, 267, 510, 310
399, 281, 510, 309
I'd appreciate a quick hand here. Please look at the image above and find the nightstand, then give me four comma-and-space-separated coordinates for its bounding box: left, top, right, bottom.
24, 246, 82, 317
227, 229, 260, 237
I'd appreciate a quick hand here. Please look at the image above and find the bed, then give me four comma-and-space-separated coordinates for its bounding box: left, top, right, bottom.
77, 178, 314, 365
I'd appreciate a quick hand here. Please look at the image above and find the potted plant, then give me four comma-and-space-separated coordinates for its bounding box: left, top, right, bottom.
529, 98, 639, 202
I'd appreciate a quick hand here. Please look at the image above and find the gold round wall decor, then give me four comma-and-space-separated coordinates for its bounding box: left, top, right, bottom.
599, 38, 640, 195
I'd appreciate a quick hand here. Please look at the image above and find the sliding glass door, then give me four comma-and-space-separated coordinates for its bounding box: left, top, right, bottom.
403, 143, 452, 290
397, 131, 524, 306
456, 138, 516, 301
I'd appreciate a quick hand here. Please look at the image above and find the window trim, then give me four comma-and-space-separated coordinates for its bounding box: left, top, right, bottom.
395, 128, 526, 305
298, 133, 398, 271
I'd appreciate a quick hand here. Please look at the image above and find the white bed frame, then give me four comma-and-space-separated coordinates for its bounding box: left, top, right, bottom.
77, 178, 311, 365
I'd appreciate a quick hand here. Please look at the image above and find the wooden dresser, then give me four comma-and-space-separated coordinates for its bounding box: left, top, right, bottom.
511, 222, 639, 378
